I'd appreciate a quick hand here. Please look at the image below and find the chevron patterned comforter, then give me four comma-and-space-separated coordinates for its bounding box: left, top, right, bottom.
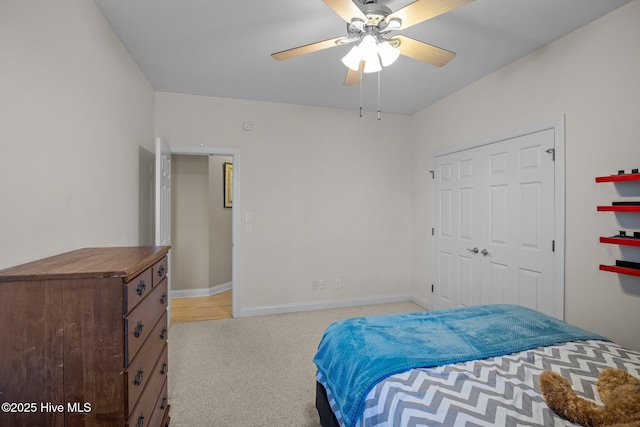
317, 339, 640, 426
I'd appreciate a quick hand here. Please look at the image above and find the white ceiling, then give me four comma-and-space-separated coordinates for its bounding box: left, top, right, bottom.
93, 0, 631, 115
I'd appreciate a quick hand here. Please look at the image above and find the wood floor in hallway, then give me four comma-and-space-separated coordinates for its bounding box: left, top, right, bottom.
170, 289, 232, 323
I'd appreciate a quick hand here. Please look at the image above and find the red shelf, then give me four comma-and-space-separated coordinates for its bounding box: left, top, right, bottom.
597, 205, 640, 212
597, 173, 640, 277
595, 173, 640, 183
599, 236, 640, 247
600, 264, 640, 277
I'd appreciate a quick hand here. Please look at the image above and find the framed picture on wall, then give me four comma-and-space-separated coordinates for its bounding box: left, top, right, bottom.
224, 162, 233, 208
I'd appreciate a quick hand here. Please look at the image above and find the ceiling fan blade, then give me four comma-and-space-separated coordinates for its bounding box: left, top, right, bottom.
343, 61, 363, 86
271, 37, 345, 61
387, 0, 475, 30
394, 35, 456, 67
322, 0, 367, 23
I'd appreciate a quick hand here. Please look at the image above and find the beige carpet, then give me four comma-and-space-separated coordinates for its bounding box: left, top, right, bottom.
168, 301, 425, 427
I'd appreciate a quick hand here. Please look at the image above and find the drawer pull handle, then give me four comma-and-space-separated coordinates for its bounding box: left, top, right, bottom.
136, 280, 147, 296
134, 368, 144, 386
161, 362, 168, 375
158, 265, 165, 277
160, 328, 167, 340
161, 396, 168, 410
160, 293, 167, 304
136, 415, 144, 427
134, 321, 144, 338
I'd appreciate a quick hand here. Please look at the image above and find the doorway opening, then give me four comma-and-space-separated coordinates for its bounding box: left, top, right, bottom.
156, 141, 240, 322
171, 154, 233, 322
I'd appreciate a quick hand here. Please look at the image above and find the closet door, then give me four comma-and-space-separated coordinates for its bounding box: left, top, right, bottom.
431, 150, 484, 311
431, 127, 556, 316
480, 129, 556, 315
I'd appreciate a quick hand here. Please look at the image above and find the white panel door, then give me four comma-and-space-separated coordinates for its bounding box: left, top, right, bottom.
431, 127, 558, 317
481, 129, 556, 315
155, 138, 172, 322
155, 137, 171, 247
431, 150, 483, 311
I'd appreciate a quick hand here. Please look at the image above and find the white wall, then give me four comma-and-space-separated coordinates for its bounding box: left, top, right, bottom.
411, 0, 640, 350
0, 0, 155, 269
155, 94, 414, 315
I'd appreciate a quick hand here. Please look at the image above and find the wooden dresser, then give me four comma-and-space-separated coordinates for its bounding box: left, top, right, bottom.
0, 246, 171, 427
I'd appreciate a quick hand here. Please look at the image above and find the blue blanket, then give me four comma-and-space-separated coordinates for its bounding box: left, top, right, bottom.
313, 304, 608, 427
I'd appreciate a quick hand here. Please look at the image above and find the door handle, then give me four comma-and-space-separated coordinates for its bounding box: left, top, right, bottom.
466, 247, 479, 254
481, 249, 490, 256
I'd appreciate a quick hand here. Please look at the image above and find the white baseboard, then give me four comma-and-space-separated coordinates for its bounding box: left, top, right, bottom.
237, 293, 424, 318
170, 282, 232, 299
410, 294, 429, 310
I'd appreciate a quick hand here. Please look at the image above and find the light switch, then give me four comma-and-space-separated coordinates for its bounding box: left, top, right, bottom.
245, 212, 253, 222
245, 223, 253, 235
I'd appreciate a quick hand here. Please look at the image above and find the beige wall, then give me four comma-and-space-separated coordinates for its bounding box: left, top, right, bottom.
411, 0, 640, 351
155, 94, 414, 313
171, 154, 232, 292
171, 155, 210, 291
209, 156, 233, 287
0, 0, 155, 269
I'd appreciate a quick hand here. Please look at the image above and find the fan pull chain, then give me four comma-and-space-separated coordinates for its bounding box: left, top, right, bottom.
358, 70, 382, 120
359, 70, 363, 118
377, 71, 381, 120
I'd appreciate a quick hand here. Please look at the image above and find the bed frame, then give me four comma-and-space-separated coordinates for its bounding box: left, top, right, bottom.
316, 381, 340, 427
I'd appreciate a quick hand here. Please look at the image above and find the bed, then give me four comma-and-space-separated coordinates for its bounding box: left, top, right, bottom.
313, 304, 640, 427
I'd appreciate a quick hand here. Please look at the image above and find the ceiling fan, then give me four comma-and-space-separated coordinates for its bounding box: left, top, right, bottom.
271, 0, 476, 86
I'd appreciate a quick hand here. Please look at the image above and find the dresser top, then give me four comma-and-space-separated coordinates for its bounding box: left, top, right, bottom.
0, 246, 170, 282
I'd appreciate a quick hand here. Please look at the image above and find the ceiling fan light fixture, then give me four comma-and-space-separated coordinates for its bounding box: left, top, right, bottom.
378, 40, 400, 67
359, 34, 382, 73
359, 34, 378, 57
350, 18, 366, 31
362, 56, 382, 73
385, 17, 402, 31
341, 45, 362, 71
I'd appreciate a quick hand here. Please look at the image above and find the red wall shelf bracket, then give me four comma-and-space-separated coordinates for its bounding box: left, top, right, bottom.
599, 236, 640, 247
600, 264, 640, 277
595, 173, 640, 183
597, 205, 640, 212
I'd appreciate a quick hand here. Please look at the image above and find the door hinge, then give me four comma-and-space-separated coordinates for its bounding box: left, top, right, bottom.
431, 284, 434, 292
431, 228, 435, 236
545, 148, 555, 161
429, 170, 434, 179
552, 240, 555, 252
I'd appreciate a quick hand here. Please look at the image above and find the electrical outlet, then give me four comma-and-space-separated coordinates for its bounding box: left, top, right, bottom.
312, 281, 318, 290
335, 278, 341, 289
319, 280, 325, 289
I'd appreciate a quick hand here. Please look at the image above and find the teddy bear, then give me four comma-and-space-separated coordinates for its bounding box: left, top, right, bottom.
539, 368, 640, 427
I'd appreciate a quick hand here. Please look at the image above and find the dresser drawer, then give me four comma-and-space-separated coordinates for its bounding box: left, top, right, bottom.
152, 257, 168, 287
124, 268, 153, 315
127, 344, 169, 427
148, 379, 169, 427
124, 279, 168, 366
125, 311, 168, 416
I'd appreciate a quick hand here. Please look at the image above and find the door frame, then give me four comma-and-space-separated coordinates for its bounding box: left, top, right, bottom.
428, 116, 566, 319
163, 144, 241, 319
